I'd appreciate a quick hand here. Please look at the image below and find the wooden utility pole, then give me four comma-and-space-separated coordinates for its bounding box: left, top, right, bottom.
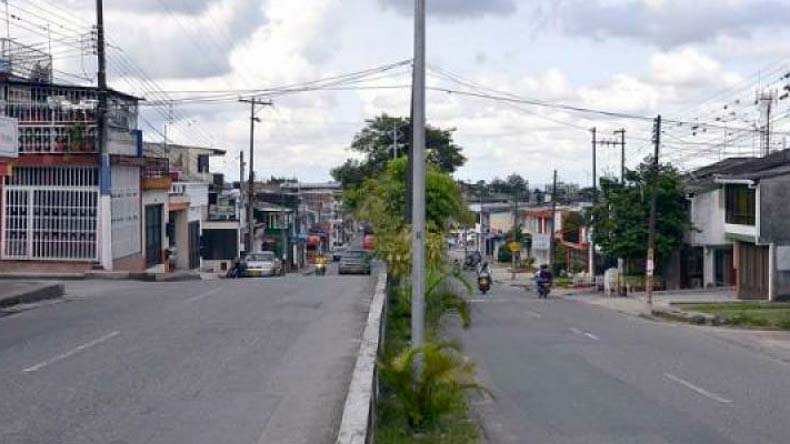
549, 170, 558, 269
239, 97, 273, 254
614, 128, 626, 182
96, 0, 113, 270
646, 115, 661, 305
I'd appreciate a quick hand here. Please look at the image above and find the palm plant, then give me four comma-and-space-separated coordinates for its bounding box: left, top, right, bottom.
378, 342, 483, 429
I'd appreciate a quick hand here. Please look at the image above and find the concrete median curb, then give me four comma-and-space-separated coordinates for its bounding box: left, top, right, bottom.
336, 271, 387, 444
0, 282, 65, 308
651, 307, 719, 325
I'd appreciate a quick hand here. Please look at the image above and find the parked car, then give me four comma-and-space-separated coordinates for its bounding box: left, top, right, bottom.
338, 249, 372, 275
244, 251, 283, 277
332, 246, 347, 262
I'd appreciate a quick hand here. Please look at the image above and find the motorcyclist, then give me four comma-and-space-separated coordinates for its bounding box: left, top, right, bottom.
536, 264, 553, 298
477, 261, 492, 294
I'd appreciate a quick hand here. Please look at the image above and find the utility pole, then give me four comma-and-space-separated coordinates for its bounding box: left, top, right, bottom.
614, 128, 626, 182
411, 0, 426, 356
549, 170, 558, 270
239, 97, 273, 254
646, 115, 661, 305
511, 189, 519, 280
478, 189, 484, 254
590, 127, 597, 278
239, 151, 245, 192
96, 0, 112, 271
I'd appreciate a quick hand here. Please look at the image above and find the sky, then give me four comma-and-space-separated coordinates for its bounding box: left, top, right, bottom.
11, 0, 790, 187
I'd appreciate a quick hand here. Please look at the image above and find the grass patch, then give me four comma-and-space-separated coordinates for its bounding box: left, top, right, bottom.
681, 303, 790, 329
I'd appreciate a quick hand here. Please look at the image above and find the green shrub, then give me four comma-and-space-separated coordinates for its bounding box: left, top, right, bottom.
378, 342, 483, 429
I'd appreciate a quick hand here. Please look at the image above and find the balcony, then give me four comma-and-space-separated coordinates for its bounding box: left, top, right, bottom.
18, 122, 97, 154
141, 157, 171, 191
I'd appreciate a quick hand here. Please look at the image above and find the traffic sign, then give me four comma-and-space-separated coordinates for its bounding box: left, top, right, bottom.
508, 241, 521, 253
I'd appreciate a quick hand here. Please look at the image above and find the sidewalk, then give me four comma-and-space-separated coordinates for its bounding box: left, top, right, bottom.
567, 287, 736, 317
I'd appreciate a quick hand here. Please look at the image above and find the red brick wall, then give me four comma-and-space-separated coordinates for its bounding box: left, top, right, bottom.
113, 253, 147, 272
0, 261, 94, 273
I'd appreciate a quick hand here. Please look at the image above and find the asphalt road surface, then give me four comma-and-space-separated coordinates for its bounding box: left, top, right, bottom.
450, 278, 790, 444
0, 272, 375, 444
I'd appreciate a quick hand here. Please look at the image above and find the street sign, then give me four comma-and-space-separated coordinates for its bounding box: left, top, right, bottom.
508, 241, 521, 253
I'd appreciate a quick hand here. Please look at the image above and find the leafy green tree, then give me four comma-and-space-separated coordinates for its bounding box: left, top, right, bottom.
589, 158, 690, 269
351, 157, 473, 231
331, 114, 466, 188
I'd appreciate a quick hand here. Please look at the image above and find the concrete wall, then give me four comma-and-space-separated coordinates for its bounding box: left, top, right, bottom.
759, 175, 790, 244
690, 189, 727, 246
773, 244, 790, 300
489, 212, 511, 233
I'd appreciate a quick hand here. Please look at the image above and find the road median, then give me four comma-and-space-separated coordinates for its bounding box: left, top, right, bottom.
0, 281, 65, 308
336, 271, 387, 444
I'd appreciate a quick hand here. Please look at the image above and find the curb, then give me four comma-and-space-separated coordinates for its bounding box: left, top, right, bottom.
0, 271, 202, 282
0, 272, 85, 281
651, 307, 720, 325
336, 271, 387, 444
0, 282, 65, 308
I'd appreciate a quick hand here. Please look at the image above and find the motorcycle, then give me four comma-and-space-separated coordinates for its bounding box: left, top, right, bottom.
464, 252, 482, 271
226, 258, 247, 279
315, 256, 328, 276
536, 280, 552, 299
478, 271, 491, 295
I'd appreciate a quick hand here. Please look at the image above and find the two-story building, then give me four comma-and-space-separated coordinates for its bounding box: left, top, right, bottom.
142, 142, 225, 272
688, 150, 790, 299
0, 50, 146, 272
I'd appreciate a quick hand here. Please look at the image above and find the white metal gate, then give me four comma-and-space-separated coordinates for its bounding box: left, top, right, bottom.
2, 167, 99, 261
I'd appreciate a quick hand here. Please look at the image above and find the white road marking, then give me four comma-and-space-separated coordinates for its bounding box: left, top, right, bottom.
23, 331, 120, 373
570, 327, 582, 335
584, 332, 599, 341
524, 310, 542, 319
184, 286, 224, 304
664, 373, 733, 404
468, 298, 522, 303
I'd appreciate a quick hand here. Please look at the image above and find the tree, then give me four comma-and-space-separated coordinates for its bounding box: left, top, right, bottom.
351, 157, 473, 231
506, 173, 528, 197
331, 114, 466, 188
589, 159, 690, 270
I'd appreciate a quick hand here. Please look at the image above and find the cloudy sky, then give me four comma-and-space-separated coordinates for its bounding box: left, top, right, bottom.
15, 0, 790, 186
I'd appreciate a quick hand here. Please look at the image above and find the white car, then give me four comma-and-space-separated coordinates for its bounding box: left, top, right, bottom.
244, 252, 284, 277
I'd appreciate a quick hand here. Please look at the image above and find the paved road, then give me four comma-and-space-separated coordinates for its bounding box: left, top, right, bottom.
449, 277, 790, 444
0, 273, 375, 444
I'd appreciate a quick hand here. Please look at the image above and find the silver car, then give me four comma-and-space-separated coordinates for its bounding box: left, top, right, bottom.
244, 252, 283, 277
338, 249, 372, 275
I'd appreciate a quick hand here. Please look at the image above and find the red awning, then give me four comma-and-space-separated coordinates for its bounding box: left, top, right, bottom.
307, 235, 322, 247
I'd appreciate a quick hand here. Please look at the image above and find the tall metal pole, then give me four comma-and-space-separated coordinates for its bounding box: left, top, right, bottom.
646, 115, 661, 305
411, 0, 426, 354
589, 127, 597, 277
96, 0, 112, 270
